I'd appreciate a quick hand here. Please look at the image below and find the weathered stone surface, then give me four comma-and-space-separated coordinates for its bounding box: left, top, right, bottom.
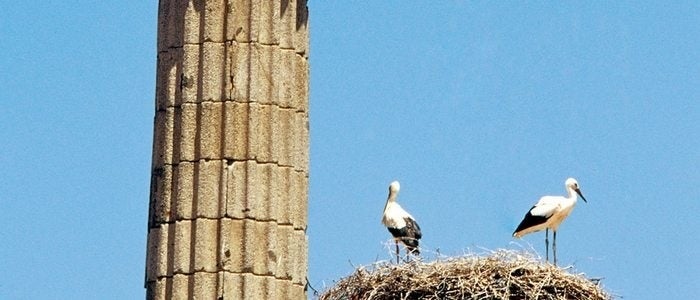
294, 2, 309, 56
227, 0, 252, 42
229, 42, 251, 102
277, 50, 295, 108
290, 169, 307, 229
234, 161, 285, 221
195, 159, 223, 218
150, 164, 173, 224
223, 101, 249, 160
152, 108, 175, 167
278, 1, 294, 50
247, 103, 273, 162
193, 218, 219, 272
220, 218, 245, 272
155, 50, 182, 110
176, 103, 198, 162
283, 111, 308, 172
243, 161, 262, 219
180, 44, 200, 104
263, 276, 277, 299
290, 283, 306, 300
172, 220, 192, 274
291, 228, 308, 285
182, 1, 203, 45
147, 1, 309, 299
275, 225, 293, 279
298, 172, 309, 227
174, 161, 194, 219
275, 278, 292, 300
277, 167, 292, 225
243, 219, 277, 275
145, 223, 172, 280
294, 56, 309, 111
249, 44, 274, 104
222, 272, 244, 299
171, 274, 190, 300
157, 0, 186, 51
192, 271, 220, 299
269, 165, 283, 222
235, 274, 278, 300
279, 108, 295, 168
225, 160, 248, 219
198, 102, 223, 160
145, 277, 170, 300
201, 42, 226, 101
203, 0, 226, 42
242, 273, 264, 299
257, 1, 279, 45
257, 163, 275, 221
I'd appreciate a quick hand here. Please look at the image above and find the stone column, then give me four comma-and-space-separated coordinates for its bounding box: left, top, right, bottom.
145, 1, 309, 299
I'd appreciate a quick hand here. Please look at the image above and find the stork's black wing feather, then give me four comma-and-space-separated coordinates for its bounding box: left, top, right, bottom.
405, 217, 422, 240
513, 205, 549, 235
387, 217, 422, 254
402, 217, 421, 254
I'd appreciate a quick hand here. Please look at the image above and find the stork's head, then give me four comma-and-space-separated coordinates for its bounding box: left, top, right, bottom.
565, 177, 587, 203
389, 181, 401, 194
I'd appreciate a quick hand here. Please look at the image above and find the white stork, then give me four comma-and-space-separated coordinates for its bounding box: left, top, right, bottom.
513, 177, 587, 265
381, 181, 422, 263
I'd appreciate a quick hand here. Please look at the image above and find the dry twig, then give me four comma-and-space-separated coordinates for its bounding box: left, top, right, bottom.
319, 249, 611, 300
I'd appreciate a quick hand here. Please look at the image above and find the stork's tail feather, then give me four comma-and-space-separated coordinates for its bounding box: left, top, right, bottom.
402, 237, 420, 255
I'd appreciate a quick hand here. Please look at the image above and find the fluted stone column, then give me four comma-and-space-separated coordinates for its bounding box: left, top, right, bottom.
145, 1, 309, 299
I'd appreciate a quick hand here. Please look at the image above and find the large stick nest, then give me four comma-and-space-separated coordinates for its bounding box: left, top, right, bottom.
319, 250, 611, 300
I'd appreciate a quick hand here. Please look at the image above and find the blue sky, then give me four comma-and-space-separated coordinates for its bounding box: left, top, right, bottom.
2, 2, 698, 299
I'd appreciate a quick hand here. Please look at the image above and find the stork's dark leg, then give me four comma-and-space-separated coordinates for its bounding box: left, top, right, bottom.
395, 241, 400, 264
545, 228, 549, 263
553, 231, 558, 266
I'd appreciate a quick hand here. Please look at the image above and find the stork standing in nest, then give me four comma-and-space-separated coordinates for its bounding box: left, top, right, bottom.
382, 181, 422, 263
513, 177, 587, 265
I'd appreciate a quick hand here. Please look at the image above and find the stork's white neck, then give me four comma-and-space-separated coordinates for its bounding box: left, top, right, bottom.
564, 186, 580, 206
383, 192, 397, 214
388, 192, 398, 202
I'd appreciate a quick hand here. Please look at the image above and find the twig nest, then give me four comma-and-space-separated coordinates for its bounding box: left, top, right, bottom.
320, 250, 612, 300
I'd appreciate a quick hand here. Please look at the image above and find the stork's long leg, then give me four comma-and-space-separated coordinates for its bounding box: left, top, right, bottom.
553, 231, 558, 266
395, 241, 400, 264
545, 228, 549, 263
